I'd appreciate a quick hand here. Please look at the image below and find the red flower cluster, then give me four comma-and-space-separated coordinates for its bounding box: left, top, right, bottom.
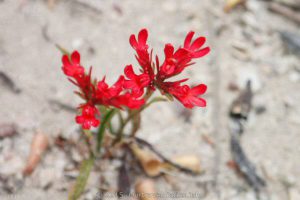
61, 29, 210, 129
61, 52, 144, 129
129, 29, 210, 108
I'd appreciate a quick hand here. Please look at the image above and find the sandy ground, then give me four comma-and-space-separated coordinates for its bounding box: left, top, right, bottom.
0, 0, 300, 199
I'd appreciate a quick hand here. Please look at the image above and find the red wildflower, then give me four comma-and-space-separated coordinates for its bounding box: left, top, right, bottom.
183, 31, 210, 58
129, 29, 148, 52
123, 65, 150, 97
95, 76, 125, 107
75, 104, 100, 130
113, 93, 145, 109
62, 51, 84, 77
129, 29, 154, 81
158, 44, 191, 79
61, 29, 210, 130
170, 84, 207, 108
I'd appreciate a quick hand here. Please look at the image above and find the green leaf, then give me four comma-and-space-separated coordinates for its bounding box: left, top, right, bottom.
55, 44, 70, 56
68, 157, 94, 200
96, 109, 116, 151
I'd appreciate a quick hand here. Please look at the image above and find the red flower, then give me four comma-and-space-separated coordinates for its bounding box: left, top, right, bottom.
129, 29, 148, 52
183, 31, 210, 58
129, 29, 154, 81
123, 65, 150, 97
170, 84, 207, 108
62, 51, 84, 77
114, 93, 145, 109
75, 104, 100, 130
158, 44, 191, 79
61, 29, 210, 130
95, 76, 124, 106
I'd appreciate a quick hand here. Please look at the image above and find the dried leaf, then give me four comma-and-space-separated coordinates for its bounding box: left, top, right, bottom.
23, 132, 49, 175
224, 0, 246, 13
130, 143, 162, 177
135, 179, 157, 200
68, 157, 94, 200
163, 155, 201, 174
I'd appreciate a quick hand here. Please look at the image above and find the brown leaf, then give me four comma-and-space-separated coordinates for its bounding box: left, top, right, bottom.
224, 0, 246, 13
163, 155, 201, 174
23, 131, 49, 175
135, 179, 157, 200
130, 143, 162, 177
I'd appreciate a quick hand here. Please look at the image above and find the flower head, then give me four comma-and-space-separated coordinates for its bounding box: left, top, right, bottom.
170, 84, 207, 108
129, 29, 154, 82
75, 104, 100, 130
62, 51, 84, 77
183, 31, 210, 58
123, 65, 150, 97
95, 76, 124, 106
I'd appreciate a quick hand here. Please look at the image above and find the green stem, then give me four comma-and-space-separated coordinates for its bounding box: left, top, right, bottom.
96, 108, 116, 152
116, 91, 152, 138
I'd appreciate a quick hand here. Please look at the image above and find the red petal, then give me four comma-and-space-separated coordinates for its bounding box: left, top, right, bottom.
138, 29, 148, 45
174, 48, 189, 59
124, 65, 136, 79
190, 84, 207, 96
91, 119, 100, 127
138, 74, 150, 86
193, 47, 210, 58
82, 121, 91, 130
164, 44, 174, 59
127, 98, 145, 109
62, 55, 71, 67
184, 31, 194, 48
129, 35, 138, 48
123, 80, 136, 89
75, 116, 84, 123
190, 97, 206, 107
71, 51, 80, 65
190, 37, 206, 51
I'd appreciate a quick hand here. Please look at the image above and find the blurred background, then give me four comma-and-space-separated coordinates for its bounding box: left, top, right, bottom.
0, 0, 299, 199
